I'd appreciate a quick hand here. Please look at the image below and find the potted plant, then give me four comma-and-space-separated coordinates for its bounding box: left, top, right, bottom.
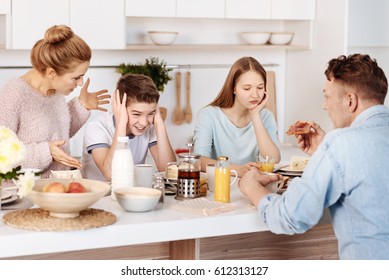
116, 57, 173, 92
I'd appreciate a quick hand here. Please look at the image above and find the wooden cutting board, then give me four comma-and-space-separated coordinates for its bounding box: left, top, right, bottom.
265, 71, 277, 122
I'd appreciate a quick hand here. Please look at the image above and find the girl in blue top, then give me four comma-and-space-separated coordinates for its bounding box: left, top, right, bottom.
193, 56, 280, 177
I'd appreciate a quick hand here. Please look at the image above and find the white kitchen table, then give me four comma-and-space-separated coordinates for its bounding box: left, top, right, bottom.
0, 144, 333, 260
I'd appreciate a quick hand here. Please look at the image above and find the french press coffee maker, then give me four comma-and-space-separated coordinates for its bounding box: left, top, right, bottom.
175, 143, 202, 200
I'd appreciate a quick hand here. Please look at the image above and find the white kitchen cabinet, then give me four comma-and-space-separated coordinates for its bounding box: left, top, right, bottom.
272, 0, 316, 20
8, 0, 126, 50
125, 0, 176, 17
348, 0, 389, 47
0, 0, 11, 14
225, 0, 271, 20
176, 0, 225, 19
10, 0, 69, 49
70, 0, 126, 49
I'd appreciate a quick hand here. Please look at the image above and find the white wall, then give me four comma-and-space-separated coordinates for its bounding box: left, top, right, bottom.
2, 0, 389, 158
348, 0, 389, 109
0, 48, 287, 157
284, 0, 348, 145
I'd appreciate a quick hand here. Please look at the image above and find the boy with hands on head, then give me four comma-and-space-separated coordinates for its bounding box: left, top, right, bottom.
82, 74, 176, 181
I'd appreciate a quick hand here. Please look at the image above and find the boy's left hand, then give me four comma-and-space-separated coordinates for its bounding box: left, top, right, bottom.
79, 78, 110, 111
153, 105, 164, 127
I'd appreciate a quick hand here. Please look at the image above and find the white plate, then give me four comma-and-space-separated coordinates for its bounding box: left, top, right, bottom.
278, 165, 304, 173
1, 191, 13, 201
155, 171, 177, 183
1, 195, 18, 205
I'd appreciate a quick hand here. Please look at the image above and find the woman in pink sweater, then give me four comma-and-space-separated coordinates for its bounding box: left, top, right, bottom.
0, 25, 109, 178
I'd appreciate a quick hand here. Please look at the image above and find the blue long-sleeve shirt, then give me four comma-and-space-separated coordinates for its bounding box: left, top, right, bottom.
259, 105, 389, 259
193, 106, 279, 164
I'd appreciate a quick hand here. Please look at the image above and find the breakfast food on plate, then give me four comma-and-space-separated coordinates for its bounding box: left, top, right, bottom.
200, 175, 207, 196
290, 156, 309, 171
43, 181, 87, 193
166, 164, 178, 180
43, 182, 67, 193
286, 121, 313, 135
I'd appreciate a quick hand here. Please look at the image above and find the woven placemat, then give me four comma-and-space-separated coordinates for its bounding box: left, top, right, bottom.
2, 208, 116, 231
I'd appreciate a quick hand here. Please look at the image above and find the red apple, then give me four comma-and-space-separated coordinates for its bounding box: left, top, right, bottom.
43, 182, 66, 193
67, 182, 87, 193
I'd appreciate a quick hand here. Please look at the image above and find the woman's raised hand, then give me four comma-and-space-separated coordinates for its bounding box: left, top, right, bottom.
79, 78, 110, 111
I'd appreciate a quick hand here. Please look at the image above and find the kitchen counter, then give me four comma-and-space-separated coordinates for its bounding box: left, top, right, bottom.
0, 144, 338, 260
0, 187, 269, 258
0, 183, 333, 260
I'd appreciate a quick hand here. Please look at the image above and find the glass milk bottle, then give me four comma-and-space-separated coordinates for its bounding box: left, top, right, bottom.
214, 156, 232, 203
111, 136, 134, 200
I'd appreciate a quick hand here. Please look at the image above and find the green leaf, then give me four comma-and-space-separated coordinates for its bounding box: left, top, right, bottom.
116, 57, 173, 92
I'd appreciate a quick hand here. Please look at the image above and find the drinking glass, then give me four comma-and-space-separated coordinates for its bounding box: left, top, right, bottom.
256, 155, 275, 173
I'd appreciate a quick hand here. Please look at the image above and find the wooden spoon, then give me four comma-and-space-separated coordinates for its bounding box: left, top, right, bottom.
184, 71, 192, 124
172, 71, 184, 125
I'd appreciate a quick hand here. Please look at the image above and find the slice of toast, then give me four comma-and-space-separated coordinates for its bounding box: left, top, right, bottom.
290, 156, 309, 171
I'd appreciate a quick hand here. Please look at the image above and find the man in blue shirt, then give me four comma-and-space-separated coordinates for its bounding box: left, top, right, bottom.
238, 54, 389, 259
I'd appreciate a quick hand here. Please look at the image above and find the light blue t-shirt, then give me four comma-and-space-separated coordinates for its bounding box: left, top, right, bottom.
259, 105, 389, 259
193, 106, 279, 164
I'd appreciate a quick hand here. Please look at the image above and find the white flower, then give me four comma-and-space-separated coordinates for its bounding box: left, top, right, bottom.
1, 126, 36, 197
0, 126, 26, 174
15, 170, 36, 198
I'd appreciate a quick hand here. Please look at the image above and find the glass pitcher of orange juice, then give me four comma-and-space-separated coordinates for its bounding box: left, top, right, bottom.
214, 156, 236, 203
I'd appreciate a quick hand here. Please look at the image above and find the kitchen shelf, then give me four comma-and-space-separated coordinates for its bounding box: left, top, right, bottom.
125, 44, 309, 51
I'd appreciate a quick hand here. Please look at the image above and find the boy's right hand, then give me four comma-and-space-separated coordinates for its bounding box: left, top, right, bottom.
112, 90, 128, 131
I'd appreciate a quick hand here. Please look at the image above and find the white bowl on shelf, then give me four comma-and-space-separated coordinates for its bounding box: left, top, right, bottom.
148, 31, 179, 45
240, 32, 270, 45
269, 32, 294, 45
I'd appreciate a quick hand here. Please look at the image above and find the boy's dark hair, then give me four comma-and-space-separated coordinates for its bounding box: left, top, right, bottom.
116, 73, 160, 105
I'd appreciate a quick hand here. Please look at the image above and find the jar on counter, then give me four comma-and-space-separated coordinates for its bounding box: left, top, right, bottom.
214, 156, 232, 203
152, 175, 165, 203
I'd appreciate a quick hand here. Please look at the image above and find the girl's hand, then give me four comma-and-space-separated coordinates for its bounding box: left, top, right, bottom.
231, 162, 258, 177
249, 91, 268, 118
79, 78, 110, 111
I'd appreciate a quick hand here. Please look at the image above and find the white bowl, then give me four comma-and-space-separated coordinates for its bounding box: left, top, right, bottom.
148, 31, 178, 45
114, 187, 161, 212
240, 32, 270, 45
269, 32, 294, 45
28, 178, 110, 218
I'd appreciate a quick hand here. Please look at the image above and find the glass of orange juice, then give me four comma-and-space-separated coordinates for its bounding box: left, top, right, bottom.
256, 155, 275, 173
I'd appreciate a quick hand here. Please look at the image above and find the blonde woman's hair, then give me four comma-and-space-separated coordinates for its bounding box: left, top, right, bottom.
209, 56, 267, 108
30, 25, 91, 75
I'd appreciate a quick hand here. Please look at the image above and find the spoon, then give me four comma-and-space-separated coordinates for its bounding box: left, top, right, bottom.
184, 71, 192, 124
172, 71, 184, 125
